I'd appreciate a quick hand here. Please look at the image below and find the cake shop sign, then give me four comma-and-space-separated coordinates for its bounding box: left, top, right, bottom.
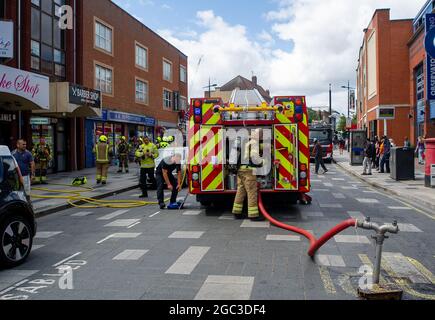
0, 64, 49, 110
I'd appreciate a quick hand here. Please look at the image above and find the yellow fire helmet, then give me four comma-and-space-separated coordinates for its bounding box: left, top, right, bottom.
99, 135, 108, 143
120, 136, 126, 141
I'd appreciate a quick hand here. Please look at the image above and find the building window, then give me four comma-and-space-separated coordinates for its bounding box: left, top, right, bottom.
0, 0, 5, 18
163, 89, 172, 109
135, 43, 148, 70
180, 65, 187, 83
136, 79, 148, 104
95, 64, 113, 95
95, 19, 113, 54
30, 0, 66, 79
163, 59, 172, 82
180, 96, 187, 110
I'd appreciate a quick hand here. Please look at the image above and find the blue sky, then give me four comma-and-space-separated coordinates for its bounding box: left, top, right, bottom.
112, 0, 427, 114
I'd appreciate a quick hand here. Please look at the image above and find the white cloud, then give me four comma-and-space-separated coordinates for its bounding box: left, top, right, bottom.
159, 1, 426, 114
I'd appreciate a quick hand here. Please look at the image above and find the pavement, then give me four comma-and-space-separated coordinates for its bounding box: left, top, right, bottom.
1, 163, 434, 300
30, 166, 140, 217
333, 150, 435, 213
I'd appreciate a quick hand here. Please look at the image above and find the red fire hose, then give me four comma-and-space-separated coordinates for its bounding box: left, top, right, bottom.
258, 193, 357, 257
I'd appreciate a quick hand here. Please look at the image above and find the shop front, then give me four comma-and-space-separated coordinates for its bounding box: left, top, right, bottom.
85, 110, 156, 168
0, 64, 49, 149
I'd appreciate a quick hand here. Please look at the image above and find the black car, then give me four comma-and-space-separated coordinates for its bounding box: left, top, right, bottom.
0, 146, 36, 268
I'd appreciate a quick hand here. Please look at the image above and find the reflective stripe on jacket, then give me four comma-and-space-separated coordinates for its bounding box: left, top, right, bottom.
94, 143, 110, 164
135, 143, 159, 168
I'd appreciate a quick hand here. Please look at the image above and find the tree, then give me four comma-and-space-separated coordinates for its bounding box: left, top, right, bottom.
308, 108, 320, 123
337, 116, 347, 133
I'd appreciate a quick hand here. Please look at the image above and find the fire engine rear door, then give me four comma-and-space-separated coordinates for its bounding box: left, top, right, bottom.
274, 124, 299, 191
200, 125, 225, 192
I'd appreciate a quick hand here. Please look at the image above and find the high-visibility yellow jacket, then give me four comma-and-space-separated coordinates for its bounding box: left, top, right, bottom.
135, 143, 159, 169
93, 142, 111, 164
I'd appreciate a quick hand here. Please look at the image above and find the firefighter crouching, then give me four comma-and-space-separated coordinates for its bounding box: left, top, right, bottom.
93, 135, 112, 185
117, 136, 130, 174
32, 138, 52, 185
232, 131, 265, 221
135, 136, 159, 198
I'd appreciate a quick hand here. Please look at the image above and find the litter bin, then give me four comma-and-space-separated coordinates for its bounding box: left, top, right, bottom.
425, 138, 435, 188
390, 147, 415, 181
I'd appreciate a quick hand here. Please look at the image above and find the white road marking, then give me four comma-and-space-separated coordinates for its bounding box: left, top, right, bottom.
165, 246, 210, 275
240, 220, 270, 228
333, 193, 346, 199
0, 270, 38, 294
302, 212, 324, 218
383, 252, 431, 284
347, 211, 366, 220
388, 206, 413, 211
332, 178, 345, 181
356, 198, 379, 204
183, 210, 202, 216
98, 210, 130, 221
319, 204, 343, 208
334, 235, 371, 244
71, 211, 93, 217
323, 183, 334, 187
97, 233, 141, 244
341, 186, 358, 190
32, 245, 45, 251
266, 235, 301, 241
35, 231, 63, 239
194, 276, 255, 300
315, 255, 346, 267
149, 211, 161, 218
169, 231, 205, 239
127, 221, 141, 229
398, 224, 423, 233
104, 219, 140, 227
219, 214, 235, 220
113, 250, 149, 261
53, 252, 82, 267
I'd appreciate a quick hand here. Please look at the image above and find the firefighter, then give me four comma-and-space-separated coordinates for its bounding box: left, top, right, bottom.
117, 136, 130, 173
232, 130, 265, 221
135, 136, 159, 198
93, 135, 112, 185
32, 138, 52, 185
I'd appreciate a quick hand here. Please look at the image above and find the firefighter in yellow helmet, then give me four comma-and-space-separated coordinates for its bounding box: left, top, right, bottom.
32, 137, 52, 185
135, 136, 159, 198
117, 136, 130, 174
232, 129, 265, 221
93, 135, 112, 185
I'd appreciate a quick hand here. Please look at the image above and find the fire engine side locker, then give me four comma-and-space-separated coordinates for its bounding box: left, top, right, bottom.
199, 125, 225, 192
274, 124, 299, 191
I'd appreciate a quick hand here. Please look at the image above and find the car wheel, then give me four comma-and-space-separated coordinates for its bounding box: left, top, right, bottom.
0, 216, 33, 269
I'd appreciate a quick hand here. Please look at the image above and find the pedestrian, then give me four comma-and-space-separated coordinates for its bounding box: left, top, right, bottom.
156, 153, 183, 209
117, 136, 130, 173
379, 136, 391, 174
135, 136, 159, 198
362, 138, 374, 176
32, 138, 51, 185
404, 136, 411, 149
339, 137, 345, 155
415, 136, 425, 165
232, 130, 264, 221
93, 135, 112, 185
372, 136, 378, 169
312, 138, 328, 174
12, 139, 35, 201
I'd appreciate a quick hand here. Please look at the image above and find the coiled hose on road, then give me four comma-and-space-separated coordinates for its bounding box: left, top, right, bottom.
258, 192, 357, 257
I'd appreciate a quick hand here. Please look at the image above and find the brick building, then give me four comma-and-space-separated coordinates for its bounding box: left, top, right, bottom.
356, 9, 414, 145
0, 0, 187, 171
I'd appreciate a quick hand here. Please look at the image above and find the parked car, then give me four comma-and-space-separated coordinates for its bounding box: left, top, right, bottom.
0, 145, 36, 268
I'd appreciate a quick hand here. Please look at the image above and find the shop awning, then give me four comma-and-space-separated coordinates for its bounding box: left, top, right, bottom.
33, 82, 102, 118
0, 65, 49, 110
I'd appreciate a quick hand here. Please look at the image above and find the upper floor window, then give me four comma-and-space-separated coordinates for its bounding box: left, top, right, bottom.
180, 96, 188, 110
135, 43, 148, 70
95, 19, 113, 54
180, 65, 187, 83
136, 79, 149, 104
95, 64, 113, 95
163, 59, 172, 82
163, 89, 172, 109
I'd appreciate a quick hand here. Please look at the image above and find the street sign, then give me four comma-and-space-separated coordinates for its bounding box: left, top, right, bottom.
425, 13, 435, 119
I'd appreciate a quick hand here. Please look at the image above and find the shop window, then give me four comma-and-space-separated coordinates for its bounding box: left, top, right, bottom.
136, 44, 148, 70
95, 64, 113, 95
163, 89, 172, 109
95, 20, 113, 54
163, 59, 172, 82
31, 0, 40, 6
180, 65, 187, 83
136, 79, 148, 104
31, 56, 40, 71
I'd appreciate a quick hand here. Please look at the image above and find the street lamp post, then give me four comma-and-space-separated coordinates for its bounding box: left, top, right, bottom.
341, 81, 355, 152
203, 78, 218, 98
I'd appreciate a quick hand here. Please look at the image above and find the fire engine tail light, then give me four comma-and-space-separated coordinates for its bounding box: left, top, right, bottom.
192, 181, 200, 188
300, 171, 307, 179
191, 166, 201, 189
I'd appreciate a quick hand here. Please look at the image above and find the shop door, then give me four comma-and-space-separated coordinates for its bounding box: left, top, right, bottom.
56, 120, 67, 172
0, 123, 12, 148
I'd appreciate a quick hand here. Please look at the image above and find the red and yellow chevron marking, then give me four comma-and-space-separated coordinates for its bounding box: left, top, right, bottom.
298, 110, 311, 193
202, 102, 221, 125
200, 126, 224, 192
274, 124, 298, 191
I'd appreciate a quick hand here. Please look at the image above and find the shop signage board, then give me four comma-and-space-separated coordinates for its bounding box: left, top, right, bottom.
30, 117, 50, 125
425, 13, 435, 119
88, 109, 155, 127
0, 64, 49, 109
69, 84, 101, 108
0, 113, 14, 122
0, 21, 13, 58
377, 107, 395, 120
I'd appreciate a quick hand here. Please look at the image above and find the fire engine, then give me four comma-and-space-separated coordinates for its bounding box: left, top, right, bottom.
187, 89, 311, 207
309, 122, 334, 163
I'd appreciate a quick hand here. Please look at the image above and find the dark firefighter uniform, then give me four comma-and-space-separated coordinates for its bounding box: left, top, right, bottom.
135, 138, 159, 197
232, 138, 264, 221
117, 136, 130, 173
93, 135, 112, 184
32, 139, 51, 184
